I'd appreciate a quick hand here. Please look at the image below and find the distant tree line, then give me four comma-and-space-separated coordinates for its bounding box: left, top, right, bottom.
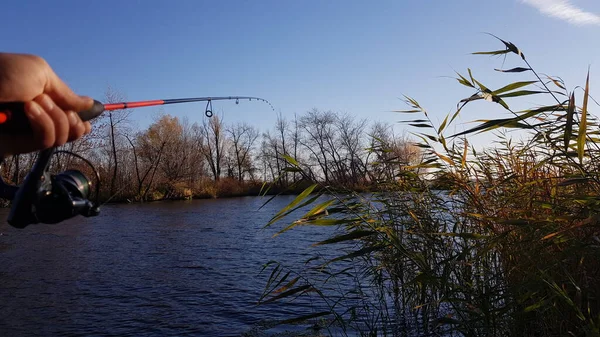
0, 88, 422, 202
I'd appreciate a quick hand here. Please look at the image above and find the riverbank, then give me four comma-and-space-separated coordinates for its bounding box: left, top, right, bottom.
100, 178, 439, 205
0, 174, 444, 208
93, 178, 317, 205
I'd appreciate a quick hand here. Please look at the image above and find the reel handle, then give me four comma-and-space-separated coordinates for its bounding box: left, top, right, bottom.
0, 100, 105, 134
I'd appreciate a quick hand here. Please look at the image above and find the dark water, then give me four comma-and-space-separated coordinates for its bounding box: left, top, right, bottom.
0, 196, 343, 336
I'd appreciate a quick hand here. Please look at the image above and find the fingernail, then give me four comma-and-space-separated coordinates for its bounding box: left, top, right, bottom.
27, 101, 43, 118
68, 111, 79, 126
84, 122, 92, 135
80, 95, 93, 105
40, 95, 54, 111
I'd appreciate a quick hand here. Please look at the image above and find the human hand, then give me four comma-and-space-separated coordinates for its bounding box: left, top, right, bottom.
0, 53, 92, 156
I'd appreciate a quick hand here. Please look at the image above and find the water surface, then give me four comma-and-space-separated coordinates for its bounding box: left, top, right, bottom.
0, 196, 340, 336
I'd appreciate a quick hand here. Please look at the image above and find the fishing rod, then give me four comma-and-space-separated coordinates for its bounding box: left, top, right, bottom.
0, 96, 274, 134
0, 95, 273, 228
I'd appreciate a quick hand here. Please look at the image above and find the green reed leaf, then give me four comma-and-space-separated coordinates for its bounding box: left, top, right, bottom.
492, 81, 538, 95
438, 114, 450, 134
498, 90, 545, 98
327, 246, 382, 264
418, 133, 438, 142
267, 184, 319, 226
494, 67, 531, 73
472, 49, 511, 56
277, 311, 331, 325
452, 118, 533, 137
486, 33, 526, 60
409, 123, 434, 128
547, 75, 566, 90
273, 275, 299, 294
394, 109, 421, 113
577, 70, 590, 163
313, 230, 377, 246
260, 284, 314, 304
456, 72, 475, 88
282, 154, 299, 167
468, 68, 476, 85
304, 199, 336, 218
565, 92, 575, 151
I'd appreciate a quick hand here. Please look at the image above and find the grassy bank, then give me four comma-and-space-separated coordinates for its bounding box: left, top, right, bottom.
91, 176, 420, 204
92, 178, 313, 204
94, 178, 378, 204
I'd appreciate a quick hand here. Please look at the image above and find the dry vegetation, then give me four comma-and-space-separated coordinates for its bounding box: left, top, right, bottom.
259, 37, 600, 336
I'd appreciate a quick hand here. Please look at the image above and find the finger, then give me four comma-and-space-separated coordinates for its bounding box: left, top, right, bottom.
83, 121, 92, 135
67, 111, 86, 142
44, 67, 93, 112
35, 94, 69, 147
6, 100, 57, 154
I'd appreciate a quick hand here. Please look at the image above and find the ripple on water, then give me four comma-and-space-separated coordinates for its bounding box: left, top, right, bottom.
0, 197, 353, 336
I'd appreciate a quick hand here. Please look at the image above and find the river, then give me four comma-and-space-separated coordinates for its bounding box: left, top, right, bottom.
0, 196, 347, 337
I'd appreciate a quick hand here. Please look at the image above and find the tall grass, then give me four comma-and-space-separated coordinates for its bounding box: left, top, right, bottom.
257, 36, 600, 336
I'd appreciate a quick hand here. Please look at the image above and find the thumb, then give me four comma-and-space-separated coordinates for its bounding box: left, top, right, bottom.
44, 68, 93, 112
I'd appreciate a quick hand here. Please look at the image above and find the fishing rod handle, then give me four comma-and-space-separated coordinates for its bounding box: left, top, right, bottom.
0, 100, 105, 134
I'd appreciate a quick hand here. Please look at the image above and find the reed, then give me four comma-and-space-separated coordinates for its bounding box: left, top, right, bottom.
258, 36, 600, 337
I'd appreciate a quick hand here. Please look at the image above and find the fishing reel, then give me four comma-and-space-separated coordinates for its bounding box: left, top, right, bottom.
0, 148, 100, 229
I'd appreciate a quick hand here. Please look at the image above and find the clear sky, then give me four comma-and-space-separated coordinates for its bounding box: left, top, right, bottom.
3, 0, 600, 144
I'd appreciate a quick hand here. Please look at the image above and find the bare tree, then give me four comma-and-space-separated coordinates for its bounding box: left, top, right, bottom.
126, 134, 165, 200
299, 108, 338, 183
258, 138, 274, 182
288, 113, 303, 182
97, 87, 132, 197
336, 113, 368, 185
190, 122, 208, 182
274, 113, 290, 185
200, 114, 226, 181
366, 121, 394, 182
261, 130, 288, 185
227, 122, 259, 182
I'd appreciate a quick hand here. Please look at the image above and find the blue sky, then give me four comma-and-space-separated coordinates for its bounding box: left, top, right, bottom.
2, 0, 600, 144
